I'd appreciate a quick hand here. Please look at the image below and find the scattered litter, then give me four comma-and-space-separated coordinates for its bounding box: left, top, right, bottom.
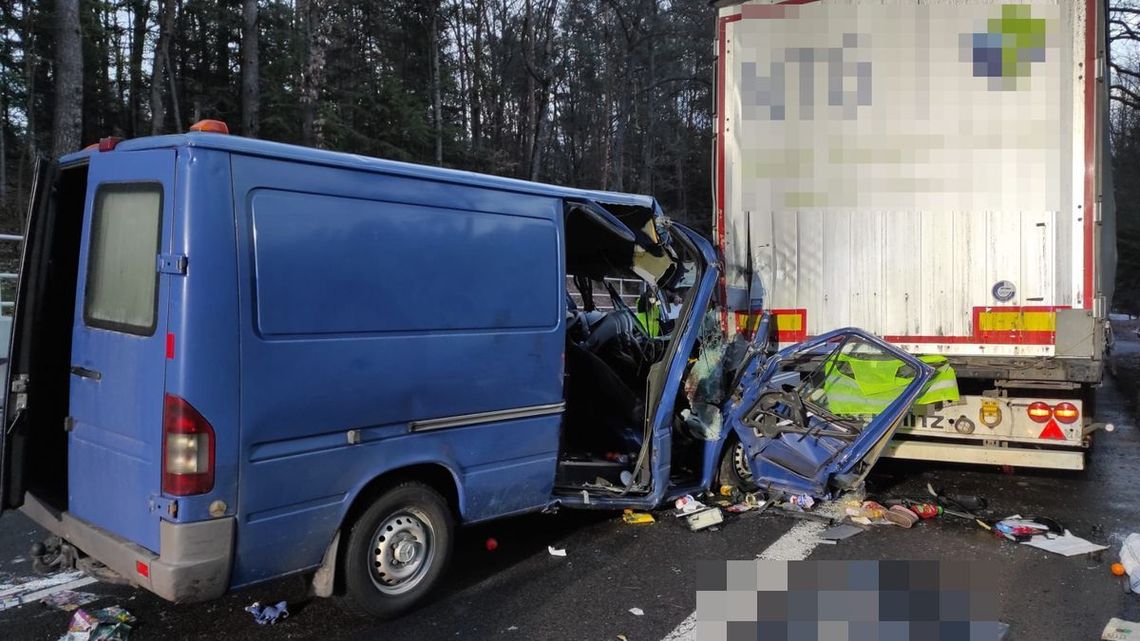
507, 626, 519, 631
674, 495, 704, 514
485, 537, 499, 552
887, 505, 918, 528
684, 507, 724, 531
1102, 617, 1140, 641
58, 606, 136, 641
820, 524, 865, 541
42, 589, 100, 611
245, 600, 289, 625
547, 546, 567, 557
622, 509, 655, 525
787, 494, 815, 510
628, 607, 644, 616
1022, 531, 1107, 557
1120, 533, 1140, 592
817, 539, 837, 545
997, 621, 1010, 640
909, 503, 942, 519
994, 516, 1060, 541
617, 635, 629, 641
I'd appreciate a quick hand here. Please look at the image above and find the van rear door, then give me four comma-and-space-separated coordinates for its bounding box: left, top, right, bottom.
1, 158, 58, 512
67, 150, 175, 553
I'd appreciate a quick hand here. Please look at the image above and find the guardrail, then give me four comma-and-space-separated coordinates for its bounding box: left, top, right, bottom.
0, 234, 22, 316
566, 276, 644, 311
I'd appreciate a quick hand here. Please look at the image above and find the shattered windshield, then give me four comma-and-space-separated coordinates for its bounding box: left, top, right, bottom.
789, 334, 919, 427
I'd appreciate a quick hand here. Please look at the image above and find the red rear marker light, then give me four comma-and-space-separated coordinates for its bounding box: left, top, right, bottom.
162, 394, 215, 496
1026, 402, 1052, 424
1053, 402, 1079, 424
136, 560, 150, 578
98, 136, 122, 152
189, 119, 229, 134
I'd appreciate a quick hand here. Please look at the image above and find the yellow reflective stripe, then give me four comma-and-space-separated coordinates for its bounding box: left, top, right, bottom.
775, 314, 803, 332
977, 310, 1056, 332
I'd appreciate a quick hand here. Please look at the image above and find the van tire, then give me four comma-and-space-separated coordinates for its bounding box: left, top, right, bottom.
716, 437, 757, 492
336, 482, 454, 619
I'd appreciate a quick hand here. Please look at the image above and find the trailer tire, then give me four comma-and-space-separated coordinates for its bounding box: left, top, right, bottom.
336, 482, 454, 619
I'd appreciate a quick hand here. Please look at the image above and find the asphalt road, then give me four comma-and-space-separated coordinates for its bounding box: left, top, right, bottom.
1, 352, 1139, 640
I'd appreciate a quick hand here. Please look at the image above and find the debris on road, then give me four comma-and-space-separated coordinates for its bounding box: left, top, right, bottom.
819, 524, 865, 541
1022, 530, 1107, 557
0, 570, 98, 612
1120, 533, 1140, 592
547, 546, 567, 557
1102, 617, 1140, 640
683, 507, 723, 531
245, 600, 289, 625
59, 606, 136, 641
42, 589, 99, 611
674, 495, 703, 514
622, 509, 655, 525
628, 607, 644, 616
787, 494, 815, 510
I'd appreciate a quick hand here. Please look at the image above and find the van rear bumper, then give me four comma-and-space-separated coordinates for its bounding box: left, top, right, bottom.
19, 493, 233, 603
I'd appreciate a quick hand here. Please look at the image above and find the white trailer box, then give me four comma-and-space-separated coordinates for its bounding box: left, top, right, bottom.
714, 0, 1116, 468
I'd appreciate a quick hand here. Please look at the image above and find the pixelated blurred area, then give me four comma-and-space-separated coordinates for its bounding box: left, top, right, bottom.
695, 559, 1004, 641
729, 2, 1065, 212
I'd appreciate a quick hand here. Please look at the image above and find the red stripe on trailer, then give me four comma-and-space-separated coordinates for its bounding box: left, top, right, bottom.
1080, 0, 1098, 307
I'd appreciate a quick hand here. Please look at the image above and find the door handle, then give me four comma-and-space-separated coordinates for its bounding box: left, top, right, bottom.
70, 365, 102, 381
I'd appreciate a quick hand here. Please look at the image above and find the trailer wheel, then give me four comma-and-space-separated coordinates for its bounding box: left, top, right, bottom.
336, 482, 454, 619
716, 437, 757, 491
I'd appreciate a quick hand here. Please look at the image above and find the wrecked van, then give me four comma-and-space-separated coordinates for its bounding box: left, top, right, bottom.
0, 125, 933, 618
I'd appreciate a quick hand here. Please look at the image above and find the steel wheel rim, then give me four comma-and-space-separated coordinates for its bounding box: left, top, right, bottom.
732, 442, 753, 481
369, 508, 435, 595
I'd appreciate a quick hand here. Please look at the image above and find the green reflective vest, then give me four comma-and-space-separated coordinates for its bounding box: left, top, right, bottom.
820, 354, 959, 416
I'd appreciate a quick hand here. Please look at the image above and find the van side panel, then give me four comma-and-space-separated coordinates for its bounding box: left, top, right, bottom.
162, 148, 241, 525
229, 155, 564, 587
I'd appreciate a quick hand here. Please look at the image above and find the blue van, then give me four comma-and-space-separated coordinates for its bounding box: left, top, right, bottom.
0, 124, 931, 617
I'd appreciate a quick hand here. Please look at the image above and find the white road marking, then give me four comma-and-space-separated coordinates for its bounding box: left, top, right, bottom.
660, 511, 836, 641
0, 571, 99, 611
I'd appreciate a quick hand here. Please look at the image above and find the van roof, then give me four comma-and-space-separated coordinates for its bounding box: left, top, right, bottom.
61, 133, 661, 211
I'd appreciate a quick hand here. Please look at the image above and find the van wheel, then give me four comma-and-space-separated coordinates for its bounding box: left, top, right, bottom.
716, 438, 757, 491
337, 482, 454, 619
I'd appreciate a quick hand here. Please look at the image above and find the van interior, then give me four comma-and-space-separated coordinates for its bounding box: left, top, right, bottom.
555, 200, 713, 496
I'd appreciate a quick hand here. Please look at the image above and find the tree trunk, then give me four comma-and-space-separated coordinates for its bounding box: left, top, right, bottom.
241, 0, 260, 137
151, 0, 177, 135
470, 0, 484, 151
523, 0, 535, 170
299, 0, 328, 147
51, 0, 83, 158
128, 0, 149, 137
430, 2, 443, 165
640, 0, 657, 193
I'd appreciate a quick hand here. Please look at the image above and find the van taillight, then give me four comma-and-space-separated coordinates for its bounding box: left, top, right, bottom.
162, 394, 215, 496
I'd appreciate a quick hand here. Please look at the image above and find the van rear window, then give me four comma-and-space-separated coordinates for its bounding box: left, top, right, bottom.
83, 183, 163, 335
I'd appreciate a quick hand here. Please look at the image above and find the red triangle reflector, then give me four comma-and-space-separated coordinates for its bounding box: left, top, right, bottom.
1039, 420, 1065, 440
